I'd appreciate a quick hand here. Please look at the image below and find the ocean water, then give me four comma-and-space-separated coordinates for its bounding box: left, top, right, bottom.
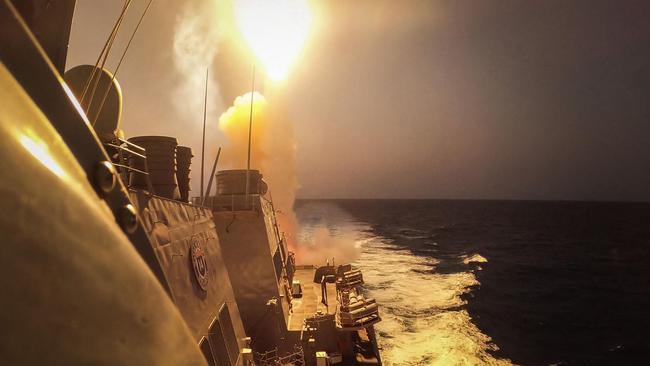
294, 199, 650, 366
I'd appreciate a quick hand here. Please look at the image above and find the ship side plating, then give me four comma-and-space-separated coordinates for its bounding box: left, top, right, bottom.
207, 170, 294, 353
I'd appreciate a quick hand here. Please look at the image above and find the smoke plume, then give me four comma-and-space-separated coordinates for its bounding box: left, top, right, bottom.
217, 90, 361, 265
294, 227, 362, 266
172, 0, 235, 196
172, 0, 224, 118
217, 91, 300, 245
192, 0, 357, 265
217, 92, 268, 168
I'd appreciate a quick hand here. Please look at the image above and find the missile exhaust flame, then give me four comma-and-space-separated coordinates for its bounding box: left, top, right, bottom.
234, 0, 313, 81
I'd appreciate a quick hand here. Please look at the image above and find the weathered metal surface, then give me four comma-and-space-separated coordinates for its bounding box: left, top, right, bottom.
190, 238, 210, 291
11, 0, 76, 73
130, 191, 247, 348
288, 267, 338, 331
212, 204, 288, 352
0, 63, 206, 365
216, 169, 268, 196
0, 0, 170, 293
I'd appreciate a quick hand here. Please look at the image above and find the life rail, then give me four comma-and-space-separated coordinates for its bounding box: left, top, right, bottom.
103, 137, 154, 194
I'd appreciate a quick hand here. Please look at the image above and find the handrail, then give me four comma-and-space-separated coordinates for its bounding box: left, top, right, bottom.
103, 137, 154, 195
104, 143, 146, 159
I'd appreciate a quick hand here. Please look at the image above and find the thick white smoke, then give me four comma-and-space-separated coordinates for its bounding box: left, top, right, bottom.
294, 227, 361, 266
172, 0, 223, 118
217, 92, 359, 265
172, 0, 233, 196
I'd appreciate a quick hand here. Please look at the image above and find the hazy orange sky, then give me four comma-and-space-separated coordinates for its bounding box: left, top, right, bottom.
68, 1, 650, 201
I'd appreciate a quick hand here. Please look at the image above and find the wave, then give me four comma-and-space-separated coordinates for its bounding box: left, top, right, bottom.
295, 201, 512, 365
462, 253, 488, 265
354, 236, 511, 366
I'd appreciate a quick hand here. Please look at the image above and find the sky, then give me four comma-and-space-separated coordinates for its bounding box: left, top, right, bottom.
67, 0, 650, 201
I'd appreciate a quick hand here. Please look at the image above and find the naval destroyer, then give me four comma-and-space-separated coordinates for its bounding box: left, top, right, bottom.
0, 1, 382, 365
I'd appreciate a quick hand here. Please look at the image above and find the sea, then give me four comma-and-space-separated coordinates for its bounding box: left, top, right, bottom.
294, 199, 650, 366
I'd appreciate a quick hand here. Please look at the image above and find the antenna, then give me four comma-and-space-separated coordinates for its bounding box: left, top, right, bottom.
200, 68, 209, 202
202, 147, 222, 207
245, 65, 256, 209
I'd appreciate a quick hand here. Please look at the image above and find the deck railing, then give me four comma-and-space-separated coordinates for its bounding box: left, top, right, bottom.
103, 137, 154, 194
254, 346, 305, 366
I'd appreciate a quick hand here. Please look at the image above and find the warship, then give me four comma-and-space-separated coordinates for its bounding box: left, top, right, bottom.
0, 1, 382, 365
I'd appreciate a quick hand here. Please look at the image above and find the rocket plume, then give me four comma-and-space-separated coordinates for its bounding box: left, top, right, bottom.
218, 92, 268, 168
234, 0, 313, 81
217, 91, 299, 243
215, 0, 356, 264
218, 92, 358, 265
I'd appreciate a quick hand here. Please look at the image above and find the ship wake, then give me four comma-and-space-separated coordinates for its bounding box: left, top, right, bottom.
296, 201, 512, 366
354, 237, 512, 366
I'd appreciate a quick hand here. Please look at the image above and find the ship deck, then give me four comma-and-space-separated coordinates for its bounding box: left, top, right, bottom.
288, 266, 338, 331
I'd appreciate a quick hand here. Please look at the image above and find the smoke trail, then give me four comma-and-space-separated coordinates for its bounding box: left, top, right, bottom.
172, 0, 224, 116
218, 92, 314, 259
172, 0, 230, 195
259, 98, 300, 248
295, 226, 362, 266
217, 91, 299, 240
217, 92, 268, 168
218, 95, 358, 264
213, 2, 355, 264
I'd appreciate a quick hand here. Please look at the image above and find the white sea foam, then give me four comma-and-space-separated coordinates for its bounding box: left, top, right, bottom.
462, 253, 489, 265
296, 202, 512, 365
354, 237, 512, 366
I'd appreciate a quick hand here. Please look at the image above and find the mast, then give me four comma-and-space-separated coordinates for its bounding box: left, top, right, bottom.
200, 68, 208, 203
245, 65, 256, 209
202, 147, 221, 206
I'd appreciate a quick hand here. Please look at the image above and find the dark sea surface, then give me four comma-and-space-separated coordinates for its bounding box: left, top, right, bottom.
294, 199, 650, 366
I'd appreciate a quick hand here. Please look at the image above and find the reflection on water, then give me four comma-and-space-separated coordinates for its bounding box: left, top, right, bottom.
296, 201, 511, 366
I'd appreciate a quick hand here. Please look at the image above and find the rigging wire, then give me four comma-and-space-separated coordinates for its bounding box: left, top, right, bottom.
79, 2, 126, 105
80, 0, 132, 110
85, 0, 132, 115
92, 0, 155, 125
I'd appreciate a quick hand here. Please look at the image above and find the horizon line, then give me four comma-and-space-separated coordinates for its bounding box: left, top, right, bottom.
294, 197, 650, 204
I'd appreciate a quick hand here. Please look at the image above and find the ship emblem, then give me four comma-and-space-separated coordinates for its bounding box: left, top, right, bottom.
190, 239, 209, 291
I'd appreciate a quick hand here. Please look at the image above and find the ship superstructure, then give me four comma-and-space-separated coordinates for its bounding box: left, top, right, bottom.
0, 1, 382, 365
204, 170, 383, 365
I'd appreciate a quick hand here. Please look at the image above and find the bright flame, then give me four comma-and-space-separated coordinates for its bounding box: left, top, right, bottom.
234, 0, 313, 81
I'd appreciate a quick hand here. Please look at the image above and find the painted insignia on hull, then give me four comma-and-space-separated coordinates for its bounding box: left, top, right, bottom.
190, 239, 209, 291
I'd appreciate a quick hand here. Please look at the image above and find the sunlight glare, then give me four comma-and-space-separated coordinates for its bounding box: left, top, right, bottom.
19, 134, 67, 179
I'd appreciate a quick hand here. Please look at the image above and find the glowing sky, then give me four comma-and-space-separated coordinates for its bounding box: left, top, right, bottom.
67, 0, 650, 201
